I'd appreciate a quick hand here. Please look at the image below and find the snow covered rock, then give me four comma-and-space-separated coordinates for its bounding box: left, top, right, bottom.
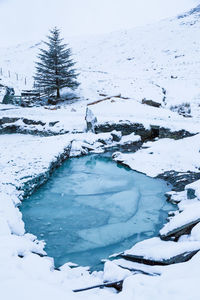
186, 180, 200, 200
142, 98, 162, 108
0, 85, 6, 103
120, 132, 141, 145
69, 140, 88, 157
121, 237, 200, 265
85, 107, 97, 132
160, 202, 200, 240
103, 261, 131, 282
110, 130, 122, 142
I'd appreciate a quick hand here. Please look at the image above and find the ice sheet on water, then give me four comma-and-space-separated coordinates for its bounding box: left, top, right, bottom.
21, 155, 174, 268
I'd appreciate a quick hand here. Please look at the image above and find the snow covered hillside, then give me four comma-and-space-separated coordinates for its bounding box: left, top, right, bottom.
1, 5, 200, 115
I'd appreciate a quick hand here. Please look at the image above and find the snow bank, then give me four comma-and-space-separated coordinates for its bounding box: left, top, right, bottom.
113, 134, 200, 177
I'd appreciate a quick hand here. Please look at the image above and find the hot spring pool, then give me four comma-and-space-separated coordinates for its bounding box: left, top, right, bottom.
21, 154, 174, 269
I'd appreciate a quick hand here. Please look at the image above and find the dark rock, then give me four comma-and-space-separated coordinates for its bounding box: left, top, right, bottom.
158, 171, 200, 192
0, 124, 21, 134
111, 131, 122, 142
0, 117, 20, 125
23, 118, 46, 126
187, 188, 196, 199
117, 141, 143, 152
2, 86, 15, 104
49, 121, 59, 127
142, 99, 161, 108
95, 121, 152, 141
159, 127, 194, 139
160, 219, 200, 241
94, 121, 194, 142
150, 125, 160, 138
120, 250, 200, 266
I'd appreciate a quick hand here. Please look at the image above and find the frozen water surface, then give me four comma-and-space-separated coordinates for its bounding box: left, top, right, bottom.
21, 154, 174, 269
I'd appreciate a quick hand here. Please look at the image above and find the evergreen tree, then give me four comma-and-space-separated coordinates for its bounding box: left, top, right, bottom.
34, 27, 79, 99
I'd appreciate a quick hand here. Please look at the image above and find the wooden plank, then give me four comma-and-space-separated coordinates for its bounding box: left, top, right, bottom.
73, 280, 123, 293
87, 94, 130, 106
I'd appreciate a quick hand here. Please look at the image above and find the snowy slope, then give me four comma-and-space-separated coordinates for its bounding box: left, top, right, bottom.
1, 5, 200, 116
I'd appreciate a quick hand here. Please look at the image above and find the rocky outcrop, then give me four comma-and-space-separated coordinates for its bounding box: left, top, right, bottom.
95, 121, 151, 141
120, 250, 199, 266
159, 127, 193, 139
0, 117, 20, 125
158, 171, 200, 192
94, 121, 194, 142
0, 117, 70, 136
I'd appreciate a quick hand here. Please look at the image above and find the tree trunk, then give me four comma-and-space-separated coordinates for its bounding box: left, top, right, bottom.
56, 87, 60, 98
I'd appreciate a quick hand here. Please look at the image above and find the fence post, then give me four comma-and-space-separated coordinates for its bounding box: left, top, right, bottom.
0, 68, 2, 75
8, 70, 10, 78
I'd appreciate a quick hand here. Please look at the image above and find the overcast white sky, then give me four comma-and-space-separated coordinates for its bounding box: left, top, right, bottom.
0, 0, 199, 46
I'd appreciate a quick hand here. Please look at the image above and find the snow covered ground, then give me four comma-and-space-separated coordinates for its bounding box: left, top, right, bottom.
112, 133, 200, 177
1, 3, 200, 300
1, 5, 200, 117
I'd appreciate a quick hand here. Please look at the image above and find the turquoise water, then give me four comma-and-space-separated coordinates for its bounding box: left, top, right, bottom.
21, 155, 174, 269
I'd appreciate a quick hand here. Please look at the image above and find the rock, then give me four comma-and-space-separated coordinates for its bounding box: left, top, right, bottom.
85, 107, 97, 132
111, 130, 122, 142
165, 190, 187, 204
69, 140, 88, 157
120, 237, 200, 266
120, 250, 199, 266
142, 98, 161, 108
103, 261, 131, 282
23, 118, 46, 126
0, 86, 7, 103
160, 202, 200, 240
187, 188, 196, 199
49, 121, 59, 127
160, 218, 200, 241
95, 121, 152, 141
158, 170, 200, 192
0, 117, 20, 125
2, 86, 15, 104
95, 121, 193, 142
96, 133, 113, 145
159, 127, 193, 139
186, 180, 200, 199
112, 152, 124, 162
